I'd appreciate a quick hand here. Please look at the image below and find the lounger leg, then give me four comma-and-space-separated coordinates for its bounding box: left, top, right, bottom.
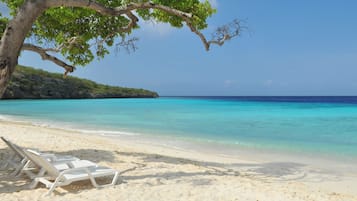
11, 166, 21, 176
88, 175, 99, 188
34, 168, 46, 179
29, 178, 40, 189
21, 161, 46, 180
12, 159, 28, 176
45, 177, 62, 196
46, 184, 57, 196
111, 172, 119, 185
17, 160, 34, 178
89, 171, 120, 188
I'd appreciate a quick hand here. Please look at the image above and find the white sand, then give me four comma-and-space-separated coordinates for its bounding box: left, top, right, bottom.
1, 120, 357, 201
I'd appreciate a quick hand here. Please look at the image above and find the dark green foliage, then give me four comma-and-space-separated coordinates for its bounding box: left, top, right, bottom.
0, 13, 8, 34
0, 0, 215, 66
3, 66, 159, 99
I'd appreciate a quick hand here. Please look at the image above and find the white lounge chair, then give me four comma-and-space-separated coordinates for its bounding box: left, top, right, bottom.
20, 148, 98, 179
1, 137, 27, 173
24, 149, 119, 195
1, 137, 80, 176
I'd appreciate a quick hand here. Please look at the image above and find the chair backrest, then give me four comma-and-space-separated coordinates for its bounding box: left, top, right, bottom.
23, 149, 60, 177
1, 137, 26, 159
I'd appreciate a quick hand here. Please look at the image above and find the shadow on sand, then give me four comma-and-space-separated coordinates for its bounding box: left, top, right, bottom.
0, 147, 340, 196
117, 151, 309, 181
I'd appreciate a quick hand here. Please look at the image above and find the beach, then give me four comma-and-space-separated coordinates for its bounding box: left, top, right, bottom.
1, 0, 356, 200
1, 120, 357, 201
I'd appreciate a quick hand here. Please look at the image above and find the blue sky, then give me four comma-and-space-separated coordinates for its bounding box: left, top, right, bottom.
2, 1, 357, 96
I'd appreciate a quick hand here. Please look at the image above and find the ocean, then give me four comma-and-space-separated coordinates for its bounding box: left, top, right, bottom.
1, 96, 357, 159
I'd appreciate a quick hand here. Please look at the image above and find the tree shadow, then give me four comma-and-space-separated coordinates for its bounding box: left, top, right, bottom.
0, 169, 29, 194
50, 149, 118, 164
116, 151, 341, 183
118, 151, 300, 174
0, 147, 342, 196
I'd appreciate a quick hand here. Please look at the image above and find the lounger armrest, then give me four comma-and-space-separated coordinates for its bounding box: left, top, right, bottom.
26, 149, 57, 161
57, 167, 94, 178
40, 154, 57, 161
39, 153, 78, 162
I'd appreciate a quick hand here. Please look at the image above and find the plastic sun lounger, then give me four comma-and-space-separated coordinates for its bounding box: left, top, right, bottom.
20, 148, 98, 179
24, 149, 119, 195
1, 137, 27, 173
1, 137, 80, 176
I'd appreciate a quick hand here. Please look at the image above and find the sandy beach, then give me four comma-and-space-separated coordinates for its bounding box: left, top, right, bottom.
1, 120, 357, 201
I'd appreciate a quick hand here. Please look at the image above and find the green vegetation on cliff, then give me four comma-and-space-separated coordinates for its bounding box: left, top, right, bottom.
3, 66, 158, 99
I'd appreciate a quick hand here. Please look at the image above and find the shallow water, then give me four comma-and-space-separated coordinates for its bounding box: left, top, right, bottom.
0, 97, 357, 159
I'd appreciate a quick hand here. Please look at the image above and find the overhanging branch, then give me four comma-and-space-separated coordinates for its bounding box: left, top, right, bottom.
21, 43, 75, 76
188, 19, 244, 51
92, 12, 139, 48
46, 0, 241, 52
46, 1, 192, 18
41, 37, 80, 53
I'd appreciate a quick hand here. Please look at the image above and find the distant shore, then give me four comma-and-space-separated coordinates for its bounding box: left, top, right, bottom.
4, 65, 159, 99
1, 119, 357, 200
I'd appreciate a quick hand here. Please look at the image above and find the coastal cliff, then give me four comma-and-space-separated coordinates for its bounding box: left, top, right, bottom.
3, 66, 158, 99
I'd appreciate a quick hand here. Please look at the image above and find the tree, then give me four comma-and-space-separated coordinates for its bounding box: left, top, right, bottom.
0, 0, 242, 98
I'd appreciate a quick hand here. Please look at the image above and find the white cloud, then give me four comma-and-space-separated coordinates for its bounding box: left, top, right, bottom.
0, 2, 10, 17
208, 0, 218, 8
224, 79, 235, 88
129, 11, 175, 36
200, 0, 218, 8
140, 21, 174, 36
263, 80, 273, 87
138, 0, 218, 36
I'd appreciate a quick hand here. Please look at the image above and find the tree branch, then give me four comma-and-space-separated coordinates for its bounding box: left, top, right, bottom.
115, 37, 139, 54
46, 1, 192, 18
21, 43, 75, 76
190, 19, 244, 51
122, 11, 139, 32
46, 0, 241, 51
42, 37, 80, 53
92, 12, 139, 48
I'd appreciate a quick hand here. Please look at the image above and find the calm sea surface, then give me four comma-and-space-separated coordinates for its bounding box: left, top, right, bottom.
1, 96, 357, 158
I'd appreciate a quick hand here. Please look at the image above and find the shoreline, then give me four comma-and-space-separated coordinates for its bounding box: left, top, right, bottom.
1, 119, 357, 200
1, 98, 357, 162
2, 116, 357, 173
1, 114, 357, 167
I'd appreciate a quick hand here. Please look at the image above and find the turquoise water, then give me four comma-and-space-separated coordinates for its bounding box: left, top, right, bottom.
0, 97, 357, 157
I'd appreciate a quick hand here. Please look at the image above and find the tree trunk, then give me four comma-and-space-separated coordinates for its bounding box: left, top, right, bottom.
0, 0, 46, 98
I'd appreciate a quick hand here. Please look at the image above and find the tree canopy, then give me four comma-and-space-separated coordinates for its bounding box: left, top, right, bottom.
1, 0, 241, 72
0, 0, 242, 97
